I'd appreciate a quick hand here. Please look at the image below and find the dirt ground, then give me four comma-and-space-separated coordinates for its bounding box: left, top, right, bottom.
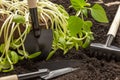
0, 0, 120, 80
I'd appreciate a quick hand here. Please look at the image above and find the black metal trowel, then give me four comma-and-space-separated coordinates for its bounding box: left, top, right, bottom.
24, 0, 53, 59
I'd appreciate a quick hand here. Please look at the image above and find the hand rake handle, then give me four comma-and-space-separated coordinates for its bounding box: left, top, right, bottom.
107, 5, 120, 37
0, 75, 18, 80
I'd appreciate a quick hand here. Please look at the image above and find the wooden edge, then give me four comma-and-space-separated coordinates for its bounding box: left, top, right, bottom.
0, 75, 18, 80
27, 0, 37, 8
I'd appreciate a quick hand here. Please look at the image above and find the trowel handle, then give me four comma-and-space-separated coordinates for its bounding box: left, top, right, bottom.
107, 5, 120, 37
0, 75, 18, 80
27, 0, 37, 8
27, 0, 40, 37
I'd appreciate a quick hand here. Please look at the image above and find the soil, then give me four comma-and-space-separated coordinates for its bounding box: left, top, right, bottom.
0, 0, 120, 80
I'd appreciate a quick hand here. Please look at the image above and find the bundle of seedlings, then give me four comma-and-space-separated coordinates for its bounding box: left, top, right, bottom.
0, 0, 69, 72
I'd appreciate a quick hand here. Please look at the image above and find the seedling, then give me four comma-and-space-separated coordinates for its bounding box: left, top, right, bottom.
67, 0, 109, 48
47, 0, 109, 60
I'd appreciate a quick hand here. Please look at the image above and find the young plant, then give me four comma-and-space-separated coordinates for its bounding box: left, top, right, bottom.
70, 0, 108, 22
67, 0, 109, 48
47, 0, 109, 60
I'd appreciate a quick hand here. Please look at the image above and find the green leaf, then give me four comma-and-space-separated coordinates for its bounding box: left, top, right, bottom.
88, 32, 94, 40
66, 41, 73, 45
59, 37, 65, 44
46, 50, 56, 60
10, 51, 19, 64
82, 38, 91, 48
17, 49, 27, 56
0, 44, 5, 53
82, 8, 88, 17
90, 4, 109, 23
0, 59, 12, 72
53, 31, 59, 41
18, 56, 24, 60
83, 21, 92, 31
68, 16, 84, 36
2, 63, 14, 72
13, 15, 25, 23
70, 0, 86, 10
28, 52, 41, 59
64, 48, 69, 55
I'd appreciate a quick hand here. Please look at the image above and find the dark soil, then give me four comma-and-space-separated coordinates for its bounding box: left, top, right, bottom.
0, 0, 120, 80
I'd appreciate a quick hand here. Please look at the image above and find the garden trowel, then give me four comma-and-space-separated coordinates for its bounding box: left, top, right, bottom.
0, 67, 79, 80
0, 60, 81, 80
24, 0, 53, 59
90, 5, 120, 61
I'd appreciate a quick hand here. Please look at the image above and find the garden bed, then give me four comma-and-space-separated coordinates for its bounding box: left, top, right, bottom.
0, 0, 120, 80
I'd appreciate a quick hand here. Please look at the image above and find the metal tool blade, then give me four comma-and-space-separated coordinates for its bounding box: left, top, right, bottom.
41, 67, 79, 80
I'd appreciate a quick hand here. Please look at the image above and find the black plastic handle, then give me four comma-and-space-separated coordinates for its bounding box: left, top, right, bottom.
28, 0, 40, 38
18, 69, 49, 80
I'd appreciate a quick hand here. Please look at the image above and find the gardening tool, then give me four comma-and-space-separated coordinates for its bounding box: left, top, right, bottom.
90, 5, 120, 61
0, 67, 79, 80
24, 0, 53, 59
